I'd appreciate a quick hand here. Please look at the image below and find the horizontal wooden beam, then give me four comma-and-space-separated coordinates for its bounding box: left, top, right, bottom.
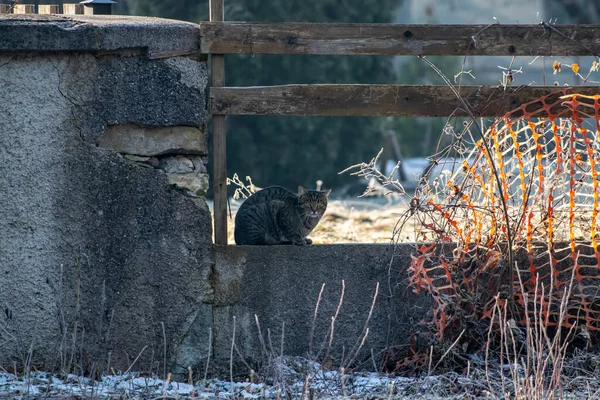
210, 85, 600, 117
200, 22, 600, 56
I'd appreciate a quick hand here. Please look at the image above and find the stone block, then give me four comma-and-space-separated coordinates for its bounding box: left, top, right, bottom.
167, 173, 210, 196
99, 124, 207, 156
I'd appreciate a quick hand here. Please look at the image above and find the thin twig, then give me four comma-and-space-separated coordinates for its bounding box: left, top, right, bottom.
123, 345, 148, 375
343, 282, 379, 369
203, 327, 212, 383
308, 283, 326, 358
230, 316, 237, 394
5, 0, 22, 13
540, 22, 600, 59
430, 329, 465, 374
161, 321, 167, 380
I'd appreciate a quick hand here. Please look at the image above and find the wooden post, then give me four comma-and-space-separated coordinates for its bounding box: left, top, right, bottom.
63, 3, 84, 14
13, 4, 35, 13
210, 0, 227, 245
38, 4, 59, 13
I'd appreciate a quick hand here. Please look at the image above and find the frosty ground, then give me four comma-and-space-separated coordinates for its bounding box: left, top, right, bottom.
2, 353, 599, 399
0, 367, 471, 399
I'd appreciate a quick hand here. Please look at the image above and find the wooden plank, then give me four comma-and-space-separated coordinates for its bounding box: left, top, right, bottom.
200, 22, 600, 56
210, 85, 600, 117
63, 3, 84, 14
210, 0, 228, 246
12, 4, 35, 13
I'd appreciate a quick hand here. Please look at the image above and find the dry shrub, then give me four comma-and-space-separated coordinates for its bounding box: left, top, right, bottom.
344, 89, 600, 398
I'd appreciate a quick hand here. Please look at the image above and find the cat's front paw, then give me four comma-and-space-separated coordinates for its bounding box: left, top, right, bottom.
305, 238, 313, 245
292, 238, 307, 246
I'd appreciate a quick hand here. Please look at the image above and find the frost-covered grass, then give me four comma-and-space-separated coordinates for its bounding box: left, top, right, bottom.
2, 354, 599, 399
0, 368, 496, 399
0, 371, 275, 399
0, 368, 456, 399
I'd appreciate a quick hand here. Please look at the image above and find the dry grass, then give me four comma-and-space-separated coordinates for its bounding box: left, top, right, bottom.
225, 198, 418, 245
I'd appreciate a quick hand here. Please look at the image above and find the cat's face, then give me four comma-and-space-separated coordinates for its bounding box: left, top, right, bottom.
298, 186, 331, 218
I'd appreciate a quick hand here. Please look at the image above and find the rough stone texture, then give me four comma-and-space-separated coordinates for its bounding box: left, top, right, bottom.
155, 156, 210, 197
167, 173, 210, 196
124, 154, 161, 168
0, 16, 211, 373
0, 15, 200, 59
86, 56, 207, 133
209, 245, 431, 369
160, 156, 196, 173
99, 124, 207, 156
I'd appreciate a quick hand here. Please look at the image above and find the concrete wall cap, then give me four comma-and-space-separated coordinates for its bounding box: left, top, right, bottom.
0, 15, 200, 58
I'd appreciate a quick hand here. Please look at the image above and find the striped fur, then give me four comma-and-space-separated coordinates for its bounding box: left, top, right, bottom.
234, 186, 330, 245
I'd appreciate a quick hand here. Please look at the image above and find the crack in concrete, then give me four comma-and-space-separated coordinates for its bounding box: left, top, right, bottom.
0, 55, 14, 69
52, 62, 88, 143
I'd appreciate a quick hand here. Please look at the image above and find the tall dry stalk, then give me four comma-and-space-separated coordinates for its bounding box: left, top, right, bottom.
485, 261, 578, 399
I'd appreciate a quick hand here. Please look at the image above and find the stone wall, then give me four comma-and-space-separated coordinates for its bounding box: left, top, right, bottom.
0, 15, 213, 373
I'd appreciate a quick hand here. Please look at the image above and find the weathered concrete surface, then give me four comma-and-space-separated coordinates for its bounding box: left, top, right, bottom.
0, 15, 200, 59
0, 16, 211, 373
207, 244, 430, 370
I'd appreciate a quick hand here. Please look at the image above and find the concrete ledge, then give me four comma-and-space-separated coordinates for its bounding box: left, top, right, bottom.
203, 244, 431, 369
0, 15, 200, 58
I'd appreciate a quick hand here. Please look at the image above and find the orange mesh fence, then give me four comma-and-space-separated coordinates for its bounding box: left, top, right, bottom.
409, 90, 600, 341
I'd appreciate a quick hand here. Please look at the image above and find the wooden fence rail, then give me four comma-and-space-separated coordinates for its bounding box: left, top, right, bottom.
200, 22, 600, 56
210, 85, 600, 118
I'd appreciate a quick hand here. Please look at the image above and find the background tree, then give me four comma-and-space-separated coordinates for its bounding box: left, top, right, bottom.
118, 0, 405, 193
544, 0, 600, 24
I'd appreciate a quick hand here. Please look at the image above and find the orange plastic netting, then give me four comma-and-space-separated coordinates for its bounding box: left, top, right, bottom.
408, 90, 600, 340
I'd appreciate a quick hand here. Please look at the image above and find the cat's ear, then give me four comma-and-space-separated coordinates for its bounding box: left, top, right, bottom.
322, 188, 332, 197
298, 186, 308, 196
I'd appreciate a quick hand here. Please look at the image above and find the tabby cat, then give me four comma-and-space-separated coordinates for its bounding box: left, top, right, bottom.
234, 186, 331, 245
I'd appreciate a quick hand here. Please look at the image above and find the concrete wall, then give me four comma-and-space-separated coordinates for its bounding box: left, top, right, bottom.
204, 245, 429, 374
0, 15, 213, 373
0, 14, 431, 377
